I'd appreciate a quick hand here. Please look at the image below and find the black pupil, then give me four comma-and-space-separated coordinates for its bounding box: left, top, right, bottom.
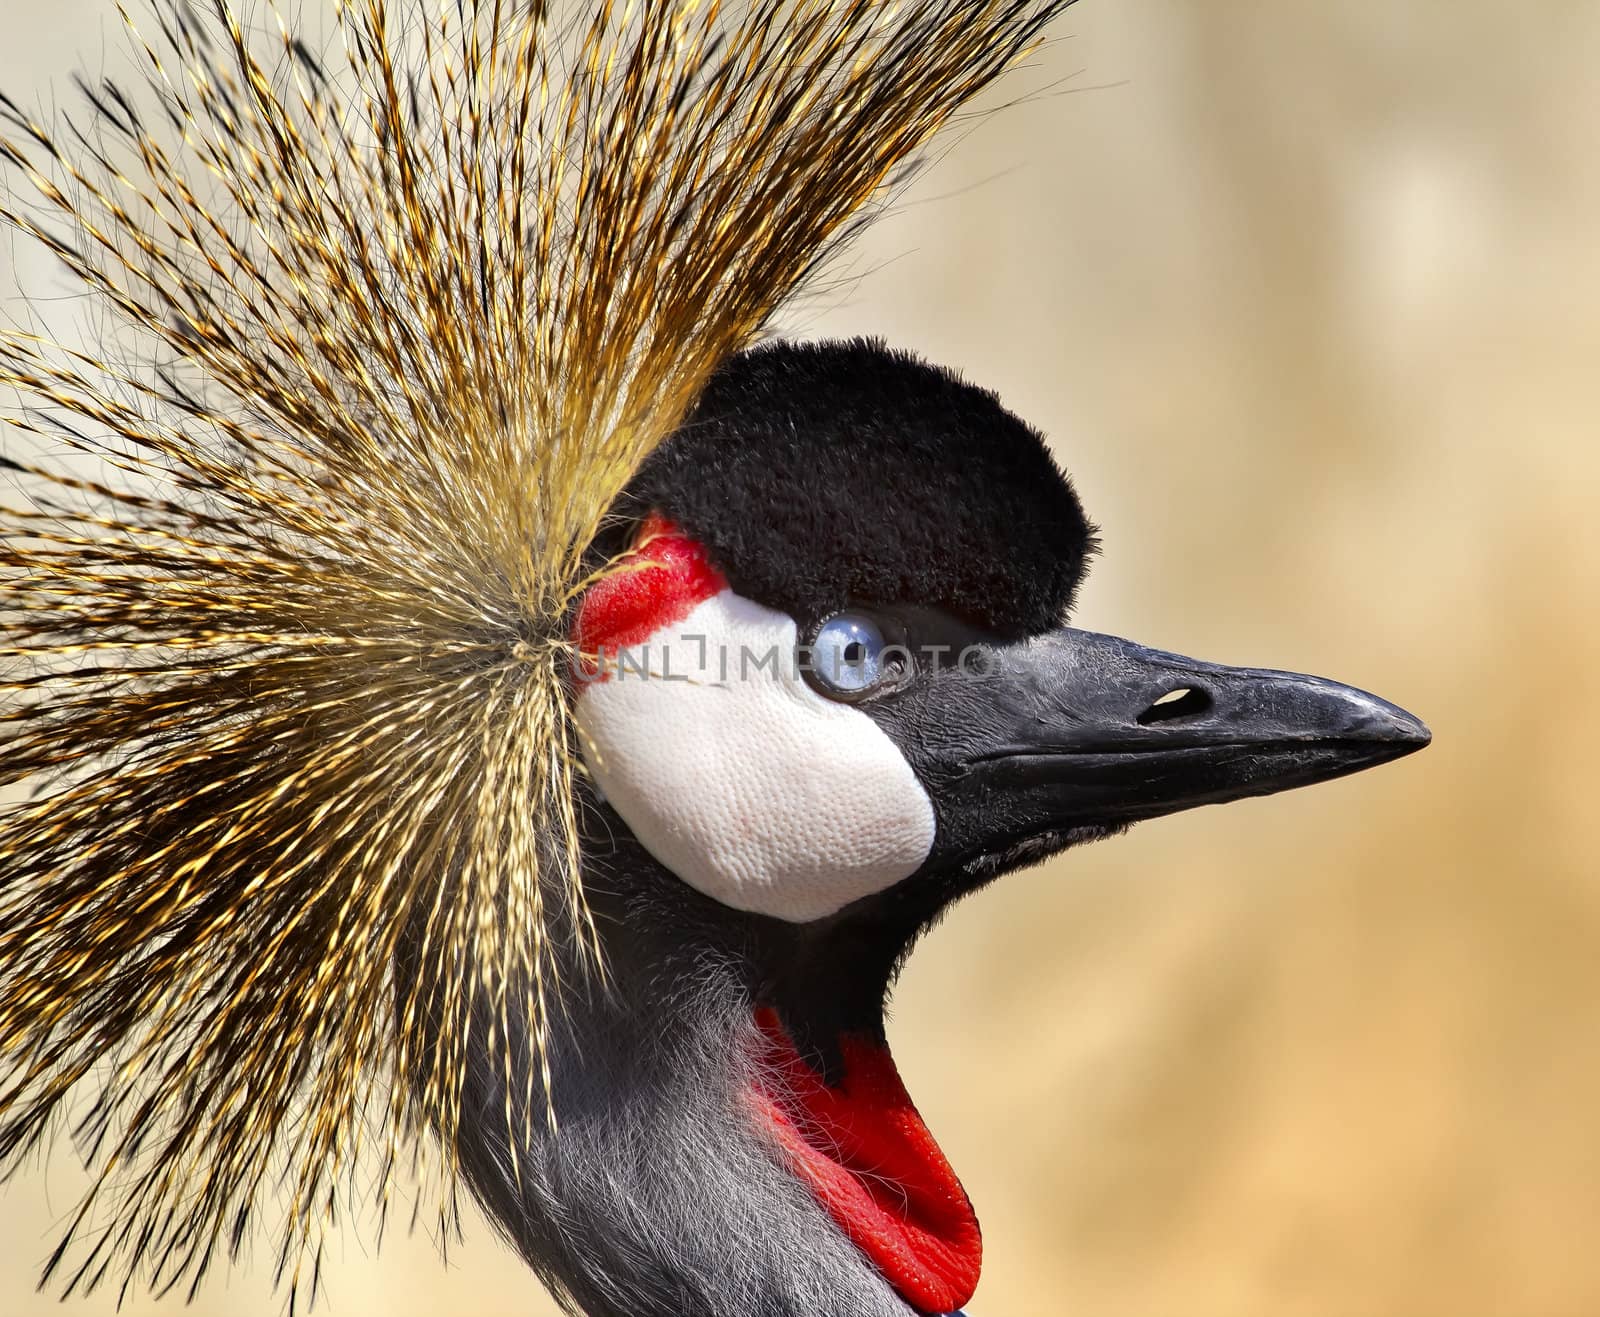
844, 641, 866, 665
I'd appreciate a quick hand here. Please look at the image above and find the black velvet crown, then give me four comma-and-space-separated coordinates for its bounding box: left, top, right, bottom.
614, 339, 1097, 638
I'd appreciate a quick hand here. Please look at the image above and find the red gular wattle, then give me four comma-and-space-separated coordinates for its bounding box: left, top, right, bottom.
746, 1008, 982, 1315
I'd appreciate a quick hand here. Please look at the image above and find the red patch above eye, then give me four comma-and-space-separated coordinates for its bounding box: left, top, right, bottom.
572, 513, 727, 677
747, 1008, 982, 1315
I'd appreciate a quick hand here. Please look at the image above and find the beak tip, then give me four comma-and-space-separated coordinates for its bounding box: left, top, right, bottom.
1361, 695, 1431, 755
1305, 678, 1431, 760
1401, 717, 1432, 751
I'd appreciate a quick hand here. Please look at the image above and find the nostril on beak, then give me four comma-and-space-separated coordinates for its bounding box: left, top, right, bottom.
1136, 685, 1213, 726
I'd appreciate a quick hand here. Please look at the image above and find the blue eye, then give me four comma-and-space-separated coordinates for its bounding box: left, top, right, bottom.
810, 612, 900, 696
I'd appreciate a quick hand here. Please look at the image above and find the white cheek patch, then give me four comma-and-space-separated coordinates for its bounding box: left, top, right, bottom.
573, 590, 936, 923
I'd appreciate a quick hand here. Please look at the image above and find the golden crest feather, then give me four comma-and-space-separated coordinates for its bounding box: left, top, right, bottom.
0, 0, 1070, 1301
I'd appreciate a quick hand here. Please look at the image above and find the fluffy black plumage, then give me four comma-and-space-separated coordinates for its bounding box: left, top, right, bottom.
616, 340, 1096, 638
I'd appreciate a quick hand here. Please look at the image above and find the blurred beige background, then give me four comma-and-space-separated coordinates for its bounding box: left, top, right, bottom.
3, 2, 1598, 1315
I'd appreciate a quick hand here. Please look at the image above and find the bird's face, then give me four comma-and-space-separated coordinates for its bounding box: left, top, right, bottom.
561, 339, 1429, 1315
574, 340, 1428, 926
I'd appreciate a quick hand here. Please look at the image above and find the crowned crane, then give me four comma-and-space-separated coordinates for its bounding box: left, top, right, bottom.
0, 4, 1428, 1317
430, 338, 1429, 1317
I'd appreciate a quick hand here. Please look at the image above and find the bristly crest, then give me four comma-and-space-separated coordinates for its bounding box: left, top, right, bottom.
0, 0, 1072, 1303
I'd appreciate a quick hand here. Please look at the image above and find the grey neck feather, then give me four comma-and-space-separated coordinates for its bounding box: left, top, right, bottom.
441, 825, 919, 1317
